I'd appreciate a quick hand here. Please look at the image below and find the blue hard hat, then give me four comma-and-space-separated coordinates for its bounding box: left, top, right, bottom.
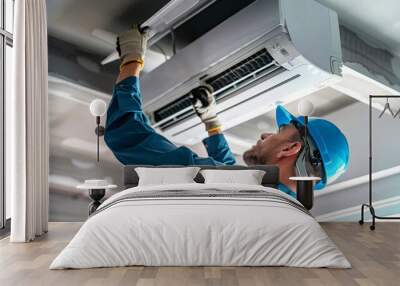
275, 105, 349, 189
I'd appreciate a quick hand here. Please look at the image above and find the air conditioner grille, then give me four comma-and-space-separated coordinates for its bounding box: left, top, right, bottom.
153, 48, 281, 128
154, 94, 194, 123
206, 48, 273, 91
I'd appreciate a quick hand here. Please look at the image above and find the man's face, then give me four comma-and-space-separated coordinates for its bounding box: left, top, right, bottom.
243, 124, 301, 165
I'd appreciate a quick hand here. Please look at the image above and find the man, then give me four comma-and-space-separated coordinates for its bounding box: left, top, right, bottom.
105, 27, 349, 197
243, 105, 349, 196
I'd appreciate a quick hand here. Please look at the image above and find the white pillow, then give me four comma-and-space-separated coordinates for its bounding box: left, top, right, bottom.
135, 167, 200, 186
200, 169, 266, 185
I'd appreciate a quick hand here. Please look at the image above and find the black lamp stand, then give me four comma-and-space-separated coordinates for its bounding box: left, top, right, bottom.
94, 116, 105, 162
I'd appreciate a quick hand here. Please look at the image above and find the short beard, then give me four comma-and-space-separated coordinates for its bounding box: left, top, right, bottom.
243, 149, 265, 165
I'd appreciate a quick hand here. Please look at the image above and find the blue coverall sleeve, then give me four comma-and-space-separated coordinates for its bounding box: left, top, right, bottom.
203, 134, 236, 165
104, 76, 236, 166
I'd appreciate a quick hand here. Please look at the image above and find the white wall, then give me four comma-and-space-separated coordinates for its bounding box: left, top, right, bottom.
49, 154, 123, 221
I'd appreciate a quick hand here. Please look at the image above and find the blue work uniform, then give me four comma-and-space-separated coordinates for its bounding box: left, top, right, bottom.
278, 183, 296, 198
104, 76, 236, 166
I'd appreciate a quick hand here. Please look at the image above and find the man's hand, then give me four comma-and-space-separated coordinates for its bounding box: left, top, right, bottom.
190, 85, 221, 133
117, 25, 149, 70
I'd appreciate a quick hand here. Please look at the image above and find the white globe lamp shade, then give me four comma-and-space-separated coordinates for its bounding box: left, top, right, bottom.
298, 99, 314, 116
90, 99, 107, 117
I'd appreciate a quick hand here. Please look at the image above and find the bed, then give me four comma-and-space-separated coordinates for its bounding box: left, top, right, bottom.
50, 165, 350, 269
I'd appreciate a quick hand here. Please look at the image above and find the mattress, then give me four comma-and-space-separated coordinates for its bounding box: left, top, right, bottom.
50, 183, 350, 269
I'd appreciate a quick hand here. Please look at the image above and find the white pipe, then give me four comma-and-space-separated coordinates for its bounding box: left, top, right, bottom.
316, 164, 400, 197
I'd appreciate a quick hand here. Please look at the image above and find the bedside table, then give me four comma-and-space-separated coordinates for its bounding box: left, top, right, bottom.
289, 177, 321, 210
77, 180, 117, 215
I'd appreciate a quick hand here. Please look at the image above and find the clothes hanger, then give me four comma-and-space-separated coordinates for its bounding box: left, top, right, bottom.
378, 98, 395, 118
393, 106, 400, 119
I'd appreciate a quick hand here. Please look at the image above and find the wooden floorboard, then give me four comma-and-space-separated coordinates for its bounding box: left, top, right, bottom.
0, 222, 399, 286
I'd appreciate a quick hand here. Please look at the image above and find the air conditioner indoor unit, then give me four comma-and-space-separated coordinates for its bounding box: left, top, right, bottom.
140, 0, 343, 145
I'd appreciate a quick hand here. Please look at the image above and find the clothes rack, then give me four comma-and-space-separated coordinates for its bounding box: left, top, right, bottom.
359, 95, 400, 230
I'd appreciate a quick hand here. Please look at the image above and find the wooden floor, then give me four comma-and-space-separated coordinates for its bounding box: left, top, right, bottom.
0, 222, 399, 286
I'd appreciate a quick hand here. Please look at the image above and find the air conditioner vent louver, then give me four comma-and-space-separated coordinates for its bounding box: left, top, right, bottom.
154, 94, 193, 124
206, 48, 273, 91
153, 48, 281, 129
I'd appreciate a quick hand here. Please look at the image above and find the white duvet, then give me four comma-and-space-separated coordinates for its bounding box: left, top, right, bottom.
50, 183, 350, 269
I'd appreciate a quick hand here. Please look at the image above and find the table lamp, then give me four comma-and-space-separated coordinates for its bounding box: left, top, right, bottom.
89, 99, 107, 162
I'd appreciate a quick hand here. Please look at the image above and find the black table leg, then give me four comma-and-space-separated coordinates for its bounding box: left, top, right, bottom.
88, 189, 106, 215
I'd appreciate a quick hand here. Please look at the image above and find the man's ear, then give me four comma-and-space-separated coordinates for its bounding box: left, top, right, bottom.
276, 141, 302, 159
243, 148, 263, 165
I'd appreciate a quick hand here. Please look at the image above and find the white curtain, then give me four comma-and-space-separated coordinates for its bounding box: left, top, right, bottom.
8, 0, 49, 242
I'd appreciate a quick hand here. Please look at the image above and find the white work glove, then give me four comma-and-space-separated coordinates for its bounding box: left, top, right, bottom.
117, 25, 149, 69
189, 85, 221, 132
